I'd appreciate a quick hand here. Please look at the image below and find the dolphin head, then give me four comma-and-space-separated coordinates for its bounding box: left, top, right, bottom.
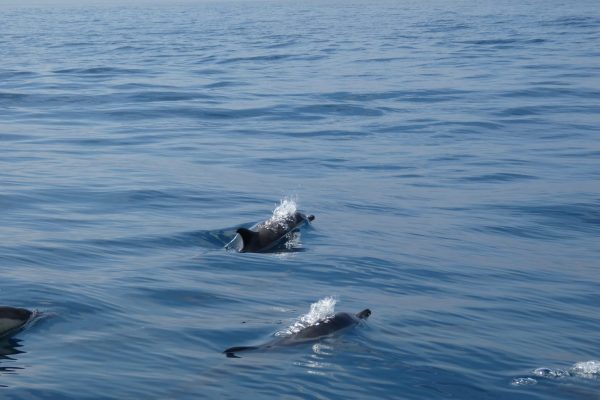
356, 309, 371, 319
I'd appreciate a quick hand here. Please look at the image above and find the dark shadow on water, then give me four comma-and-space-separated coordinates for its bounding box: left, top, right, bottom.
0, 337, 25, 359
0, 337, 26, 386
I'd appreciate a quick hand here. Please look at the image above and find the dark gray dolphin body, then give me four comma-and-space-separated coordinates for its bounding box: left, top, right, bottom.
224, 309, 371, 357
0, 306, 33, 338
236, 211, 315, 253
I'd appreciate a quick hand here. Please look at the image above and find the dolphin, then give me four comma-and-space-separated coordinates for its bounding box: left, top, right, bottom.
234, 211, 315, 253
0, 306, 33, 338
224, 309, 371, 357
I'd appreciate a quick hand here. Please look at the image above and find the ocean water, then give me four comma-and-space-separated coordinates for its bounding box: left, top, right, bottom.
1, 0, 599, 398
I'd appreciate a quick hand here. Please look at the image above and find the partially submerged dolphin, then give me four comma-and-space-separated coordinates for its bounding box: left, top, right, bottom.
233, 211, 315, 253
0, 306, 33, 338
224, 309, 371, 357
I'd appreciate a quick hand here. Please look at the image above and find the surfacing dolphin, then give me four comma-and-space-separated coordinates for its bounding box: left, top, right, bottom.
0, 306, 33, 338
224, 309, 371, 357
233, 211, 315, 253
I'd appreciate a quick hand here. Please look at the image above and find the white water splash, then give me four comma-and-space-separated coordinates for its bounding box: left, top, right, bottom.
513, 360, 600, 387
532, 367, 568, 378
267, 197, 298, 228
275, 296, 337, 337
284, 231, 301, 249
511, 377, 537, 386
570, 360, 600, 378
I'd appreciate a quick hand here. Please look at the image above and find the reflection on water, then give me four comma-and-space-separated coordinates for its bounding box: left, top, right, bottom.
0, 337, 24, 358
0, 337, 26, 387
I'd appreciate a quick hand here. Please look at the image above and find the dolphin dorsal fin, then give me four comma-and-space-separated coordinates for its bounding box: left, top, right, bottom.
236, 228, 257, 250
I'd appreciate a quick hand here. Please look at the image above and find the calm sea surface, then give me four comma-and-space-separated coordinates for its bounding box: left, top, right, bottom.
1, 0, 599, 398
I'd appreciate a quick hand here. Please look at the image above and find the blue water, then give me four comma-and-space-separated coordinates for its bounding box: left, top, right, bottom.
1, 0, 600, 398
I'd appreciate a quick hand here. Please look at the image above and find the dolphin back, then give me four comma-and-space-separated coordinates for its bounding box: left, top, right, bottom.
0, 306, 33, 338
290, 312, 358, 341
235, 211, 315, 253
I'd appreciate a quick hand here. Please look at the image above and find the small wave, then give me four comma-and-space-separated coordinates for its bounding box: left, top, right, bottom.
275, 297, 337, 337
0, 70, 36, 80
0, 91, 28, 101
0, 133, 34, 141
321, 89, 470, 103
52, 67, 145, 75
543, 16, 600, 28
203, 81, 241, 89
459, 172, 536, 183
294, 104, 384, 117
217, 54, 295, 65
461, 37, 545, 47
492, 201, 600, 235
496, 106, 543, 117
126, 91, 210, 103
464, 38, 518, 46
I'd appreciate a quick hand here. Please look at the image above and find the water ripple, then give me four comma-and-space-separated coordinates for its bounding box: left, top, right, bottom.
1, 1, 599, 399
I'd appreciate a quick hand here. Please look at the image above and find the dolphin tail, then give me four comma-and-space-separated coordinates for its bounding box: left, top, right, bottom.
223, 346, 260, 357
